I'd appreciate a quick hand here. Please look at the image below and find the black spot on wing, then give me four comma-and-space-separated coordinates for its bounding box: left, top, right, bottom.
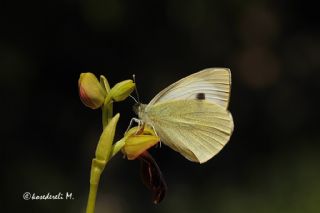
196, 93, 205, 100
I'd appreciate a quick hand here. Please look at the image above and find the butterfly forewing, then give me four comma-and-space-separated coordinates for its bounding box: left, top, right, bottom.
147, 68, 231, 109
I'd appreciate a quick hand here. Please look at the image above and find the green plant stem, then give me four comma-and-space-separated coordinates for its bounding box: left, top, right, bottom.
111, 137, 126, 158
102, 103, 113, 128
86, 183, 98, 213
86, 159, 106, 213
102, 96, 113, 129
87, 95, 114, 213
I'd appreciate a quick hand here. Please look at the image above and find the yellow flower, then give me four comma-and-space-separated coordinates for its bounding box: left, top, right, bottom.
121, 126, 167, 203
78, 72, 106, 109
122, 126, 160, 160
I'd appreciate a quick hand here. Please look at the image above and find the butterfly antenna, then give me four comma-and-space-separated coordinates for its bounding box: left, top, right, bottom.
132, 74, 141, 104
129, 95, 138, 104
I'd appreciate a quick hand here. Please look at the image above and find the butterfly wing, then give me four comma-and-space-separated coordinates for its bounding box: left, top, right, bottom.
145, 99, 234, 163
147, 68, 231, 109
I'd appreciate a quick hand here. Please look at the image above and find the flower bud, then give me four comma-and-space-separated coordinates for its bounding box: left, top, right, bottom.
78, 72, 106, 109
95, 113, 120, 161
109, 80, 135, 102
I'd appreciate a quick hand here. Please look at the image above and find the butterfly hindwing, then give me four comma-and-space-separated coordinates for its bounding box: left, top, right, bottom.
145, 99, 234, 163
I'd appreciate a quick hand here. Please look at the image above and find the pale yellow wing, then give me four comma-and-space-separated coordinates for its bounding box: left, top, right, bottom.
145, 99, 234, 163
147, 68, 231, 109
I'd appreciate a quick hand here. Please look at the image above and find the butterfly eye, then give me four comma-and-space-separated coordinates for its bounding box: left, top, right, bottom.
133, 103, 140, 114
139, 151, 167, 204
196, 93, 206, 100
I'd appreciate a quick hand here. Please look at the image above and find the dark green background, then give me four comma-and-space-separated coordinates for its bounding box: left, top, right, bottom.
2, 0, 319, 212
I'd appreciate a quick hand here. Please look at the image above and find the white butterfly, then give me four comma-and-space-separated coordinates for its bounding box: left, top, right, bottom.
133, 68, 234, 163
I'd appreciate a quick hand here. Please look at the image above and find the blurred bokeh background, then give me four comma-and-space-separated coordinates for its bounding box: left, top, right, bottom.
1, 0, 319, 212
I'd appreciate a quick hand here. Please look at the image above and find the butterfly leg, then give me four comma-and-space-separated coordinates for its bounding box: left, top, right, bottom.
125, 117, 143, 133
148, 124, 161, 147
150, 125, 158, 137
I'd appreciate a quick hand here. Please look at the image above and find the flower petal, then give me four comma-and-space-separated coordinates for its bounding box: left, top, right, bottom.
139, 151, 167, 204
123, 135, 159, 160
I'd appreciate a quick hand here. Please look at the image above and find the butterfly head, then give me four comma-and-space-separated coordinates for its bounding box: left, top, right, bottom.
133, 103, 140, 115
133, 103, 147, 118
